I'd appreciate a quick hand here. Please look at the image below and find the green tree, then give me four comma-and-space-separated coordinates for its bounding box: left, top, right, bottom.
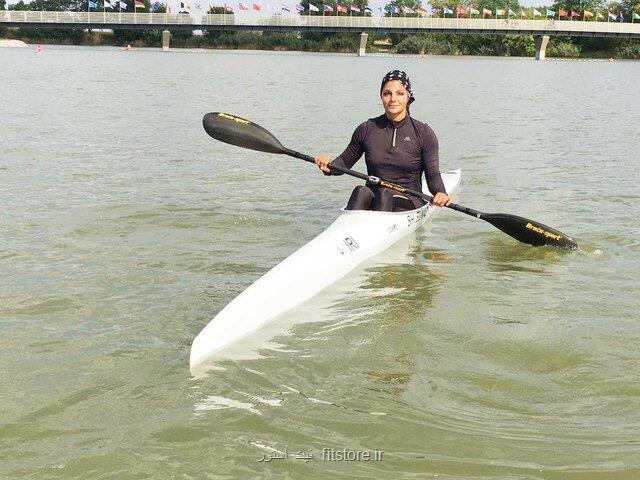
8, 0, 79, 10
9, 1, 30, 9
619, 0, 640, 14
474, 0, 521, 13
0, 0, 5, 9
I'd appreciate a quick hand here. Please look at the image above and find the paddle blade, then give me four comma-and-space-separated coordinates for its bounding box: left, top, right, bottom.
202, 112, 286, 154
482, 213, 578, 250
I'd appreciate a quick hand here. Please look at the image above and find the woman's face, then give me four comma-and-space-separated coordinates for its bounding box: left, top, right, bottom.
380, 80, 409, 117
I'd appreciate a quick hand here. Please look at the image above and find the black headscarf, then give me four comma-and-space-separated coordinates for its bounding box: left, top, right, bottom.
380, 70, 415, 105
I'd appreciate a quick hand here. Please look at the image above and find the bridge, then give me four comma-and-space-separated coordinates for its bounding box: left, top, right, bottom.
2, 10, 639, 59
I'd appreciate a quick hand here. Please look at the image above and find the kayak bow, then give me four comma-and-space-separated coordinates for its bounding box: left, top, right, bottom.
189, 170, 462, 369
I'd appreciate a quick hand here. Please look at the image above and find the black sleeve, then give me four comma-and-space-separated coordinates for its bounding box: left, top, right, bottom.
420, 124, 447, 195
325, 122, 367, 176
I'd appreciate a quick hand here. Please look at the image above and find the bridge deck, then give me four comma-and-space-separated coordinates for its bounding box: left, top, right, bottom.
1, 11, 640, 38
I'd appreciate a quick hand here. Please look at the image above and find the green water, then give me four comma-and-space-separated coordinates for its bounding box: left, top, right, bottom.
1, 46, 639, 479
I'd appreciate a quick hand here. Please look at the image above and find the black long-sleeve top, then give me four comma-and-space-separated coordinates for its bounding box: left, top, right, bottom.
329, 114, 447, 205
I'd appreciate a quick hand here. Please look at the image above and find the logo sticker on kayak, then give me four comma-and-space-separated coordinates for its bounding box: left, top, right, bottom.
406, 207, 428, 226
337, 236, 359, 255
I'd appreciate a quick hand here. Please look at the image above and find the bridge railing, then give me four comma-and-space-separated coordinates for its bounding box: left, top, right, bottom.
0, 10, 194, 25
200, 14, 640, 35
1, 10, 639, 35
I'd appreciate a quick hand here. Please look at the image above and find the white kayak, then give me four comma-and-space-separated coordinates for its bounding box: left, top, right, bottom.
190, 169, 462, 369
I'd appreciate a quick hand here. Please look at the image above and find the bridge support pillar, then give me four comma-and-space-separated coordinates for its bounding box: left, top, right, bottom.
534, 35, 549, 61
162, 30, 171, 52
357, 32, 368, 57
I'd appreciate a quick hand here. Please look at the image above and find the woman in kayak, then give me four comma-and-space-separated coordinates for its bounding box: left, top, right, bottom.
315, 70, 452, 211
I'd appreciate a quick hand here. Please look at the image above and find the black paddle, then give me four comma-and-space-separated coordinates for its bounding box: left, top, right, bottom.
203, 112, 578, 250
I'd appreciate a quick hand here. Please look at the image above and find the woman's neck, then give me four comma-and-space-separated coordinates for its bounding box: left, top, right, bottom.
386, 110, 407, 124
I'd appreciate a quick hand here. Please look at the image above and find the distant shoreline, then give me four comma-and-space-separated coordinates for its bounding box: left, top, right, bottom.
1, 29, 638, 59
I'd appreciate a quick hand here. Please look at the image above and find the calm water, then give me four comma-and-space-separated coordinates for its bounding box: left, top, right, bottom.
1, 45, 639, 479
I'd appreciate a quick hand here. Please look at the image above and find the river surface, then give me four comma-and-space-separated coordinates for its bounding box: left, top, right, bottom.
1, 45, 639, 479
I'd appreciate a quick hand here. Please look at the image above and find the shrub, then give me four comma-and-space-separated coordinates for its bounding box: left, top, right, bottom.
547, 39, 580, 58
617, 42, 640, 59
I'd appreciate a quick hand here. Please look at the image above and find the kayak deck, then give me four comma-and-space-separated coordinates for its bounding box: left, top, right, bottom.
190, 169, 462, 370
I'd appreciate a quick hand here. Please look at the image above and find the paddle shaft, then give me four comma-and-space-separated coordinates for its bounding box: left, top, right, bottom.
201, 111, 577, 249
284, 148, 483, 218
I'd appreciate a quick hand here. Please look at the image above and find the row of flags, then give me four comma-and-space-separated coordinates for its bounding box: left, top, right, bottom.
211, 3, 640, 21
88, 0, 173, 11
433, 6, 639, 21
89, 0, 640, 22
217, 2, 371, 13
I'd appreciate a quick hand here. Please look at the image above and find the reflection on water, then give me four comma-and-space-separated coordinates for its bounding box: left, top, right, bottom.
483, 236, 568, 274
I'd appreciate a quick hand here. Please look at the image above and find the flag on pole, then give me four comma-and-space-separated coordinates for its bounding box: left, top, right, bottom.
619, 11, 624, 21
104, 0, 114, 7
223, 2, 232, 11
546, 9, 555, 17
533, 8, 541, 16
597, 12, 604, 19
308, 3, 318, 11
295, 3, 303, 11
608, 11, 616, 20
443, 6, 453, 15
281, 3, 290, 11
364, 6, 372, 13
520, 9, 528, 17
508, 8, 515, 16
470, 7, 479, 15
252, 3, 261, 10
482, 8, 491, 16
135, 0, 144, 8
403, 6, 414, 13
558, 9, 567, 17
634, 12, 640, 20
455, 6, 466, 16
239, 2, 248, 9
336, 3, 347, 13
323, 4, 333, 12
583, 10, 593, 18
180, 1, 190, 9
570, 10, 580, 18
88, 0, 97, 8
350, 5, 360, 12
495, 8, 504, 16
